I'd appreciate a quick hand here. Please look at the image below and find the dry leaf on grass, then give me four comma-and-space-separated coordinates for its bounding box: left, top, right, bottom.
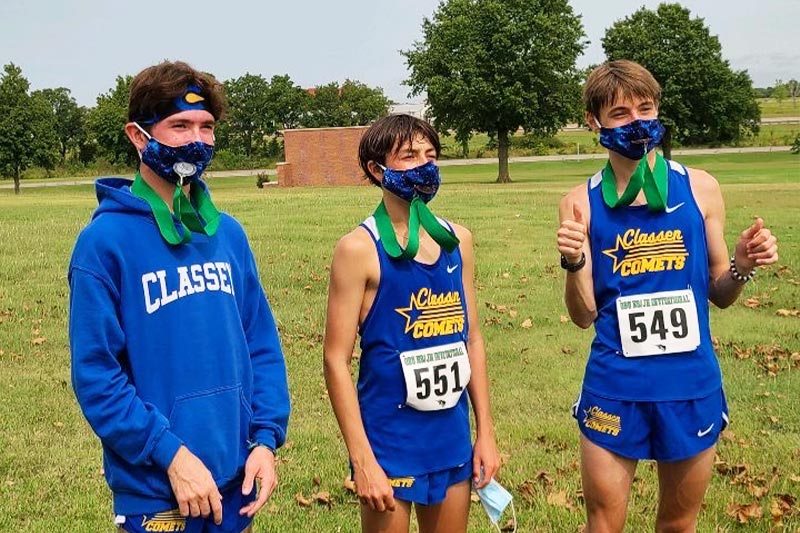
520, 318, 533, 329
295, 492, 311, 507
726, 502, 763, 523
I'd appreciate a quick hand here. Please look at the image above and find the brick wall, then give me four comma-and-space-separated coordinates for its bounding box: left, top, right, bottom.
277, 126, 370, 187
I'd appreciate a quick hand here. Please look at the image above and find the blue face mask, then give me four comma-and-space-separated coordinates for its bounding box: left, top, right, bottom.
596, 117, 665, 160
476, 478, 515, 532
135, 123, 214, 185
379, 160, 441, 203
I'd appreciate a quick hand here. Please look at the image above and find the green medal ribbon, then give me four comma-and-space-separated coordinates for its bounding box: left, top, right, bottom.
601, 153, 668, 211
373, 198, 460, 260
131, 172, 221, 245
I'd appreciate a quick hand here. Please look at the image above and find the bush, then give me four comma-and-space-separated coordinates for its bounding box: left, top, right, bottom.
791, 133, 800, 154
256, 172, 271, 188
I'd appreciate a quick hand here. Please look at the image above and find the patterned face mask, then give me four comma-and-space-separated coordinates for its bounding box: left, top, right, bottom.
379, 160, 441, 203
135, 123, 214, 185
596, 117, 665, 160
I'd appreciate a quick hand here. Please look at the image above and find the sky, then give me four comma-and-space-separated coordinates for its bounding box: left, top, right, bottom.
1, 0, 797, 107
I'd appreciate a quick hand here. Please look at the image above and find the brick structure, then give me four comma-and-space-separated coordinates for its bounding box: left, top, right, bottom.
277, 126, 369, 187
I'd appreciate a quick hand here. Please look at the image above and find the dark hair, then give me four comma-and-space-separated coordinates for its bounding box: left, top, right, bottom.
584, 60, 661, 119
128, 60, 227, 126
358, 114, 441, 186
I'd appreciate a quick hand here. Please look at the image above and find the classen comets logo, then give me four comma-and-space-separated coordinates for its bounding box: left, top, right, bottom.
603, 228, 689, 277
395, 287, 465, 339
141, 509, 186, 532
583, 406, 622, 437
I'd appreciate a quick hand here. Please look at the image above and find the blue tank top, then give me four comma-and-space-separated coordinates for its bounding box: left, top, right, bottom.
357, 216, 472, 477
585, 159, 721, 401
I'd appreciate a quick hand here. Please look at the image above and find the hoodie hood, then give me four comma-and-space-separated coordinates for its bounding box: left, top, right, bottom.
93, 176, 213, 221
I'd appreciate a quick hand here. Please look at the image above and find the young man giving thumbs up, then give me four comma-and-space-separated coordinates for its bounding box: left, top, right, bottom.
556, 60, 778, 533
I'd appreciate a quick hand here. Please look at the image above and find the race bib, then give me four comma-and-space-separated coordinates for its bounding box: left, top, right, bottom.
616, 289, 700, 357
399, 341, 471, 411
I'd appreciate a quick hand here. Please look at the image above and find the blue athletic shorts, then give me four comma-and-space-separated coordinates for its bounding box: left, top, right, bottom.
572, 388, 729, 462
353, 461, 472, 506
115, 483, 256, 533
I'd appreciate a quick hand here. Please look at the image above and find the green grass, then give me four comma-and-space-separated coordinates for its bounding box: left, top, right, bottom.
438, 125, 800, 160
0, 152, 798, 532
759, 97, 800, 118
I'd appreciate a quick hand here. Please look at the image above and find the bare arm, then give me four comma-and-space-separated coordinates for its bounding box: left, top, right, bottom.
322, 230, 395, 512
690, 169, 779, 308
453, 224, 499, 488
557, 186, 597, 328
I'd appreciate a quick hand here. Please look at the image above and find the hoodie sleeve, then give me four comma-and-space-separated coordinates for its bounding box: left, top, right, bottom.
240, 248, 290, 451
69, 265, 183, 471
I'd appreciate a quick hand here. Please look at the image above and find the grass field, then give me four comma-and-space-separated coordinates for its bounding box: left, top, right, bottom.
759, 98, 800, 118
0, 152, 798, 532
438, 124, 800, 160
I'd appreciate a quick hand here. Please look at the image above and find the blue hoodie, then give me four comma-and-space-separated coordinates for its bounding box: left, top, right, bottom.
68, 177, 290, 515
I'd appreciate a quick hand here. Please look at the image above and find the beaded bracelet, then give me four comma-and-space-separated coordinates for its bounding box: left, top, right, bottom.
729, 255, 756, 283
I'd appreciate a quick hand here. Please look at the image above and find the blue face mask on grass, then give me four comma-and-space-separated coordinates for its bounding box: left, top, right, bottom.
379, 160, 441, 203
596, 117, 665, 160
476, 478, 515, 532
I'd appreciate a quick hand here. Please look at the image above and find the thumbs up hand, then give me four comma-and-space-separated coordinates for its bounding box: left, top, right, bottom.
558, 202, 588, 264
734, 217, 778, 271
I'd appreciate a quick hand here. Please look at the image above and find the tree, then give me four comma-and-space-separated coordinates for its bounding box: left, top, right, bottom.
87, 75, 136, 165
404, 0, 585, 182
602, 3, 760, 158
223, 73, 272, 157
32, 87, 83, 163
302, 80, 390, 128
0, 63, 58, 194
264, 74, 310, 131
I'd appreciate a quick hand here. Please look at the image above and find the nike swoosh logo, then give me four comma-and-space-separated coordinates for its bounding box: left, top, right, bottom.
665, 202, 685, 214
697, 423, 714, 437
447, 265, 459, 274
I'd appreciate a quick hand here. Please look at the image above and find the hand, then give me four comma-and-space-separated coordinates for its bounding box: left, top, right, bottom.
734, 217, 778, 271
167, 446, 223, 525
239, 446, 278, 518
472, 433, 500, 490
353, 460, 396, 512
558, 203, 587, 264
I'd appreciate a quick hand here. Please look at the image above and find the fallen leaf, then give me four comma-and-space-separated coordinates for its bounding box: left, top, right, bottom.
744, 297, 761, 308
312, 475, 321, 487
295, 492, 311, 507
561, 346, 574, 355
521, 318, 533, 329
343, 477, 356, 493
547, 490, 570, 507
312, 491, 331, 506
726, 502, 763, 523
559, 315, 569, 324
776, 308, 800, 317
31, 337, 46, 346
500, 518, 516, 531
502, 272, 510, 279
470, 493, 480, 503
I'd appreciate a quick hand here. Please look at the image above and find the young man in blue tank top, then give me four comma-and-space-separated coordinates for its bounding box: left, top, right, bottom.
324, 115, 501, 533
556, 60, 778, 532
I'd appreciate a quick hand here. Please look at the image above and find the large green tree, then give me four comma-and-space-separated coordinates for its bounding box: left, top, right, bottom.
302, 80, 390, 128
404, 0, 586, 182
602, 3, 760, 158
0, 64, 58, 194
87, 75, 136, 165
223, 73, 272, 157
32, 87, 84, 163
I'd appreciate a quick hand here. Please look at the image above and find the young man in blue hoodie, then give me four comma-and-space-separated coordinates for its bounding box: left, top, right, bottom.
69, 60, 290, 533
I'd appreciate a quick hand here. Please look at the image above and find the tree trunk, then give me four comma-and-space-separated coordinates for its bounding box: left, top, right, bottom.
496, 129, 511, 183
13, 166, 20, 195
662, 125, 673, 160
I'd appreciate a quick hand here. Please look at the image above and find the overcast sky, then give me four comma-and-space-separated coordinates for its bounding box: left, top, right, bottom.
1, 0, 796, 107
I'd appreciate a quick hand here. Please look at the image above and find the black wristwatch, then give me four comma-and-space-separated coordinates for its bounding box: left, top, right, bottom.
560, 252, 586, 272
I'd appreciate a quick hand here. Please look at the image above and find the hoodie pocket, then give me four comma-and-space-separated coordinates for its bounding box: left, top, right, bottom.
168, 384, 251, 484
